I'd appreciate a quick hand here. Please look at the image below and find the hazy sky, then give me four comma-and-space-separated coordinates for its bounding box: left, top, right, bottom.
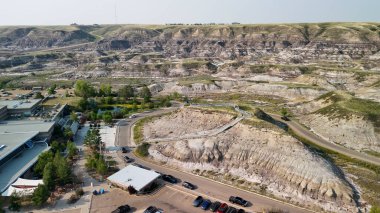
0, 0, 379, 25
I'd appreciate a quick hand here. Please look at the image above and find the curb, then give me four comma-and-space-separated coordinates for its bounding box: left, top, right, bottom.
125, 107, 316, 213
132, 152, 316, 213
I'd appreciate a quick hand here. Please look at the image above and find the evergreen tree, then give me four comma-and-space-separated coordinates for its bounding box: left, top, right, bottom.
54, 153, 71, 185
66, 141, 78, 159
96, 158, 107, 175
119, 85, 134, 100
32, 184, 49, 207
74, 80, 95, 98
34, 151, 54, 176
43, 162, 55, 190
139, 85, 152, 102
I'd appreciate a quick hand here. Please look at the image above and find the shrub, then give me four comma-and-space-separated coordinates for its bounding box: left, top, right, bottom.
75, 188, 84, 197
8, 193, 21, 211
32, 184, 49, 207
136, 143, 150, 157
67, 194, 79, 204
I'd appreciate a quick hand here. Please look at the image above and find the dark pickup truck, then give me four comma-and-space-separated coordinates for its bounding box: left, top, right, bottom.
229, 196, 249, 207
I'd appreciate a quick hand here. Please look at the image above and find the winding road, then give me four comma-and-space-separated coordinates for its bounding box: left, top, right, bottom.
115, 104, 380, 212
269, 113, 380, 166
115, 107, 314, 213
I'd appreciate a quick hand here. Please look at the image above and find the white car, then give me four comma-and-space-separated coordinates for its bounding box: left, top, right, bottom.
129, 114, 136, 119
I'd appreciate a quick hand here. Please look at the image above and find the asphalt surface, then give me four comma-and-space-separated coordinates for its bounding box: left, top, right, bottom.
269, 113, 380, 166
116, 107, 314, 213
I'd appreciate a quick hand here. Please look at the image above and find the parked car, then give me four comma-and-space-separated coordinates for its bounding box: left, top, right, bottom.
281, 116, 290, 121
193, 196, 203, 207
226, 206, 237, 213
133, 163, 150, 170
111, 204, 131, 213
237, 209, 245, 213
162, 174, 177, 184
182, 181, 196, 190
121, 147, 128, 153
229, 196, 249, 207
129, 114, 136, 119
216, 203, 229, 213
124, 156, 133, 163
201, 199, 211, 210
210, 201, 221, 212
144, 206, 157, 213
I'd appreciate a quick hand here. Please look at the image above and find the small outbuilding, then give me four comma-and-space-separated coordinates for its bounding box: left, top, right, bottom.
107, 165, 160, 193
2, 178, 43, 196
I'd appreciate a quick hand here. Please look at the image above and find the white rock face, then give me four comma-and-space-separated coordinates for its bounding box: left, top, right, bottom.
301, 114, 380, 152
143, 108, 234, 140
245, 83, 327, 101
144, 109, 359, 212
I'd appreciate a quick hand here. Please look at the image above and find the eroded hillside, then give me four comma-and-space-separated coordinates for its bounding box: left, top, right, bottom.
294, 91, 380, 152
142, 108, 361, 212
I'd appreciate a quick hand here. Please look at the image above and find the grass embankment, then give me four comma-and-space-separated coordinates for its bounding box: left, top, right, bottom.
315, 91, 380, 129
133, 116, 155, 145
253, 101, 380, 205
42, 97, 81, 107
249, 64, 319, 74
135, 143, 151, 157
133, 111, 175, 145
194, 93, 286, 106
288, 128, 380, 205
364, 150, 380, 158
288, 128, 380, 174
177, 74, 219, 86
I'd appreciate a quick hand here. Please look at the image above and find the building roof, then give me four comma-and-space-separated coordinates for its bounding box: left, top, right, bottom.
2, 178, 43, 196
107, 165, 160, 191
0, 120, 55, 134
11, 178, 43, 187
0, 142, 49, 193
0, 132, 39, 161
0, 99, 41, 110
2, 185, 38, 196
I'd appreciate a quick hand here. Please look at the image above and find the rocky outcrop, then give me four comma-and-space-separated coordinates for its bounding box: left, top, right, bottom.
0, 27, 95, 48
145, 109, 359, 212
96, 39, 131, 50
301, 114, 380, 152
143, 108, 234, 139
245, 83, 327, 102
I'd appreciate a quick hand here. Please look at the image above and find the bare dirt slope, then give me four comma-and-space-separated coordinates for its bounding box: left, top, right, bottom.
143, 108, 360, 212
143, 108, 234, 140
294, 91, 380, 152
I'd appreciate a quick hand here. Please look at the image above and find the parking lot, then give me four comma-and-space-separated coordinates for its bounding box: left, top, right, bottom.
90, 186, 248, 213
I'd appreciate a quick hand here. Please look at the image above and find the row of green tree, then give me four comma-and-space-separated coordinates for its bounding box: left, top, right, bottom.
77, 94, 176, 125
7, 140, 78, 211
84, 129, 111, 176
74, 80, 152, 101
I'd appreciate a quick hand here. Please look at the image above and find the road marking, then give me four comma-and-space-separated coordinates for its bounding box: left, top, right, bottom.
166, 185, 252, 212
132, 153, 316, 213
121, 106, 316, 213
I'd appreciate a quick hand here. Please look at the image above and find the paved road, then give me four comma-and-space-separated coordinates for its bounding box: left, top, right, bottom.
115, 107, 179, 148
116, 108, 313, 213
269, 113, 380, 166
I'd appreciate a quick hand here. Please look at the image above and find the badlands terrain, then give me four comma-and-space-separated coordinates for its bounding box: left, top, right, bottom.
144, 107, 358, 212
1, 22, 380, 211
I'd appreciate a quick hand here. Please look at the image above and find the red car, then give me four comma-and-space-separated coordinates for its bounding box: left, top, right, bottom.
217, 203, 229, 213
